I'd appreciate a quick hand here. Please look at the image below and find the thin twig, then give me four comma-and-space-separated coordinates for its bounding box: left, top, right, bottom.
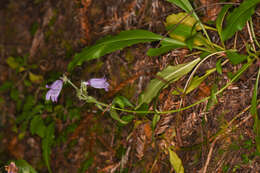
203, 136, 219, 173
247, 21, 256, 52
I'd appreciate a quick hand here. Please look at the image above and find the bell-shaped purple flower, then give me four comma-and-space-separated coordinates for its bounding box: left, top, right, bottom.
46, 80, 63, 102
83, 77, 109, 91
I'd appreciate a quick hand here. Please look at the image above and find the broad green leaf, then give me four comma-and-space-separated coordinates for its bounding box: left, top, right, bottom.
166, 0, 211, 43
110, 109, 129, 125
226, 51, 248, 65
222, 0, 260, 41
167, 24, 207, 46
168, 148, 184, 173
68, 30, 184, 71
137, 58, 200, 108
30, 115, 46, 138
165, 13, 201, 31
216, 5, 232, 42
15, 159, 38, 173
250, 67, 260, 152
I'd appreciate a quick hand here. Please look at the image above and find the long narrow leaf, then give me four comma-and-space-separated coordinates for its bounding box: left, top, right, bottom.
137, 58, 200, 108
250, 67, 260, 152
68, 30, 184, 71
216, 5, 232, 42
222, 0, 260, 41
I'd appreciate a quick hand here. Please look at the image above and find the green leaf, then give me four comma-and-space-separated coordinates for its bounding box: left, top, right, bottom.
29, 72, 43, 84
152, 114, 160, 131
166, 0, 194, 15
226, 51, 248, 65
30, 115, 46, 138
68, 30, 184, 71
216, 59, 222, 75
113, 96, 134, 109
110, 109, 129, 125
6, 56, 20, 69
0, 81, 13, 92
185, 68, 215, 94
166, 0, 211, 43
206, 83, 218, 111
221, 0, 260, 41
250, 67, 260, 152
42, 123, 55, 173
6, 56, 25, 72
216, 5, 232, 42
168, 148, 184, 173
15, 159, 38, 173
137, 58, 200, 107
165, 12, 201, 31
147, 40, 185, 56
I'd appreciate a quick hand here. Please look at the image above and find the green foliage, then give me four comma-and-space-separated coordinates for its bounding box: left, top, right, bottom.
68, 30, 184, 71
110, 96, 135, 125
221, 0, 260, 41
15, 159, 38, 173
166, 0, 194, 14
30, 115, 46, 138
226, 51, 248, 65
216, 5, 232, 43
42, 123, 55, 173
168, 147, 184, 173
137, 58, 200, 108
250, 67, 260, 152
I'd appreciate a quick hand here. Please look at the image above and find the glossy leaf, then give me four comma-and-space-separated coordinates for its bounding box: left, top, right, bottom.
221, 0, 260, 41
68, 30, 184, 71
168, 148, 184, 173
137, 58, 200, 108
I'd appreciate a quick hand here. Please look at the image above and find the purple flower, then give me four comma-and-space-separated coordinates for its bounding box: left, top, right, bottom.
46, 80, 63, 102
83, 77, 109, 91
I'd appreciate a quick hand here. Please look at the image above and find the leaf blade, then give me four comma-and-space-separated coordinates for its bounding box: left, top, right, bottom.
221, 0, 260, 41
137, 58, 200, 107
68, 30, 185, 71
